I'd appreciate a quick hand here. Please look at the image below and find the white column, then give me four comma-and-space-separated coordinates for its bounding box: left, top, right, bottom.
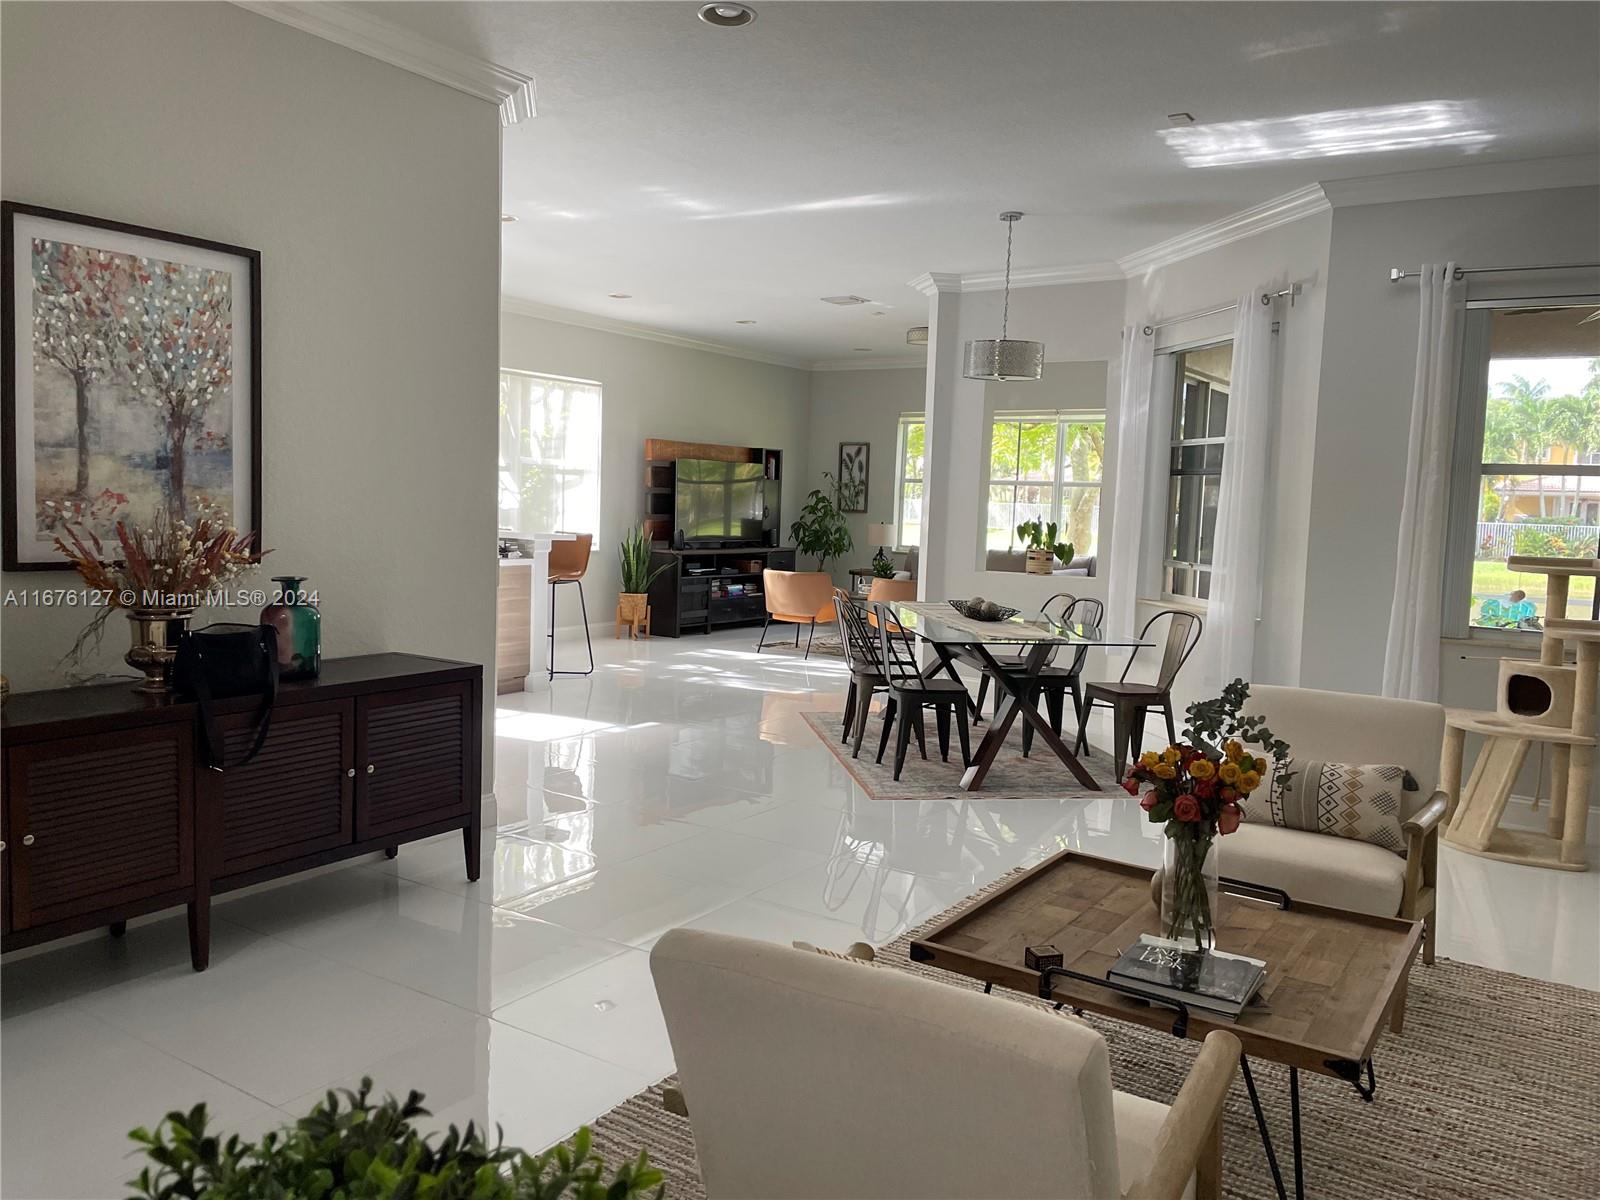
910, 273, 963, 603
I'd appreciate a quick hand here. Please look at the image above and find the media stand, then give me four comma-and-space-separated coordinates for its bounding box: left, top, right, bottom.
647, 546, 797, 637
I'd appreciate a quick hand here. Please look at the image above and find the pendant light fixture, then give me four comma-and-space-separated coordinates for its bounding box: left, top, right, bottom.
963, 211, 1044, 382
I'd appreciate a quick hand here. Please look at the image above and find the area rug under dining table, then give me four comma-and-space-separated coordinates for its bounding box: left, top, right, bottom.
578, 871, 1600, 1200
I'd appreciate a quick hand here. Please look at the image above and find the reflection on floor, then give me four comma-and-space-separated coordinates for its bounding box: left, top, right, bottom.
4, 627, 1596, 1197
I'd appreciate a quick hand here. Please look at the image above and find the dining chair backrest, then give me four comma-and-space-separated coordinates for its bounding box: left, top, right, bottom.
833, 591, 881, 674
871, 602, 923, 687
1121, 609, 1203, 691
1040, 592, 1076, 622
1060, 597, 1104, 675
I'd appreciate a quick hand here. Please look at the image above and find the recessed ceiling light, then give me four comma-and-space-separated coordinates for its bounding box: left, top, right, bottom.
853, 347, 872, 352
822, 295, 872, 306
608, 293, 632, 299
735, 319, 757, 325
698, 2, 756, 27
500, 213, 519, 223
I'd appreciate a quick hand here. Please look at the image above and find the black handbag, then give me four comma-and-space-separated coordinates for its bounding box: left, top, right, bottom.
173, 623, 280, 772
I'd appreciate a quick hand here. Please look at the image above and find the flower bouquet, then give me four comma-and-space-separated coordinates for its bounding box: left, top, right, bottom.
1122, 679, 1290, 957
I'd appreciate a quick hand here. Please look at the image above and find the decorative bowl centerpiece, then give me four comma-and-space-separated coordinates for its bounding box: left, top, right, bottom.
949, 597, 1019, 622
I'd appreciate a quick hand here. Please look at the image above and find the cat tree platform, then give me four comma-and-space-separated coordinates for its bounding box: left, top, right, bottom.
1442, 559, 1600, 872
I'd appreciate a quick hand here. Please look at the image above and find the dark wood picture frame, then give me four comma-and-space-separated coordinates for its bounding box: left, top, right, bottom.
2, 200, 262, 572
838, 440, 869, 513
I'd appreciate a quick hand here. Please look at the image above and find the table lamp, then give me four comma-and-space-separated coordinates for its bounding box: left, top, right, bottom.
868, 522, 896, 576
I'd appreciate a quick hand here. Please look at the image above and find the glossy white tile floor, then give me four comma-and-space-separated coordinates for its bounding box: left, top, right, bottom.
4, 627, 1597, 1197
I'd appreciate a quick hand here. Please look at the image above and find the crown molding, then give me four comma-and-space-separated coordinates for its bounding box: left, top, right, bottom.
809, 355, 927, 372
907, 272, 963, 296
500, 296, 812, 371
1117, 184, 1330, 278
959, 261, 1124, 291
233, 2, 536, 124
1319, 154, 1600, 208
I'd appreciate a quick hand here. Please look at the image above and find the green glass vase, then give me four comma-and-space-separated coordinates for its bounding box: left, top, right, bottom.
261, 575, 321, 680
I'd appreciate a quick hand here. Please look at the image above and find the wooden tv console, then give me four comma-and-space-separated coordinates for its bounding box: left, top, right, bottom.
1, 653, 482, 970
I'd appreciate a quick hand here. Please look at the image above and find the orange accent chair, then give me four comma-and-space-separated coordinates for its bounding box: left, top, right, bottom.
865, 577, 917, 629
758, 569, 835, 658
548, 533, 594, 679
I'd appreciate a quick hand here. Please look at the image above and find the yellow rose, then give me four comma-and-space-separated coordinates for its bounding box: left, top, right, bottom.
1189, 759, 1215, 780
1153, 762, 1176, 780
1224, 740, 1244, 760
1139, 750, 1160, 769
1218, 761, 1241, 784
1239, 770, 1262, 793
1254, 756, 1269, 774
1163, 747, 1182, 765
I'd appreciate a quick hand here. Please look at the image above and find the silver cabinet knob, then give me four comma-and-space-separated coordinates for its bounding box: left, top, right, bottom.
346, 768, 356, 778
21, 834, 35, 846
0, 839, 6, 851
366, 764, 376, 775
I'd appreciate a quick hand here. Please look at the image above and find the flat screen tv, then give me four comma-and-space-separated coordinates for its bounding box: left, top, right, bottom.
674, 458, 776, 546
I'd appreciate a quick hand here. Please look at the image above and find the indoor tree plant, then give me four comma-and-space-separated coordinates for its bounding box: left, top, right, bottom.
1122, 679, 1289, 958
790, 471, 854, 571
618, 523, 670, 634
128, 1077, 665, 1199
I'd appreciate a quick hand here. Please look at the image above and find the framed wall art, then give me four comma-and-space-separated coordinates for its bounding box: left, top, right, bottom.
838, 440, 869, 514
2, 201, 261, 571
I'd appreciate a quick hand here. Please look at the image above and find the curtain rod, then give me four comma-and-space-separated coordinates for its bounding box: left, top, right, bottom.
1388, 262, 1600, 282
1142, 285, 1301, 336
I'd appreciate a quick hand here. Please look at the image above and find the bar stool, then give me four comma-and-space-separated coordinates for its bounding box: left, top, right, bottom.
548, 533, 594, 679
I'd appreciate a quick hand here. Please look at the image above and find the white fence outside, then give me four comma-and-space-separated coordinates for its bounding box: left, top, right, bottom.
1476, 521, 1600, 561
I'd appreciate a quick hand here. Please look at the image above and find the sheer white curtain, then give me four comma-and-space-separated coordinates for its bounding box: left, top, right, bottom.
1382, 264, 1461, 700
1106, 326, 1155, 641
1201, 292, 1274, 688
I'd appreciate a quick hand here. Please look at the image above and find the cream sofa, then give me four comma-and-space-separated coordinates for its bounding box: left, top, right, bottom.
1229, 685, 1449, 974
650, 928, 1240, 1200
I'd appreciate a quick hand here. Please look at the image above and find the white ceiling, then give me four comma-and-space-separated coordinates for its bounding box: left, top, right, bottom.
365, 1, 1600, 364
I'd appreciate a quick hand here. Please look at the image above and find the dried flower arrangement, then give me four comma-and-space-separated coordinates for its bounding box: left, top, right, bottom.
54, 505, 262, 667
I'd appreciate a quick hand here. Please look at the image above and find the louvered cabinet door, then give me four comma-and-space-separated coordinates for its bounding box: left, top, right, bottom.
5, 725, 194, 931
355, 683, 470, 840
217, 700, 354, 876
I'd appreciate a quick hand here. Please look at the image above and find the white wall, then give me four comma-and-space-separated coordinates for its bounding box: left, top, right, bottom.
805, 365, 924, 580
0, 3, 502, 778
1124, 211, 1334, 690
498, 309, 812, 611
1303, 187, 1600, 696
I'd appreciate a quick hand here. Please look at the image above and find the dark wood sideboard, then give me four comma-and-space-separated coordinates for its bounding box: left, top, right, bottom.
0, 653, 482, 971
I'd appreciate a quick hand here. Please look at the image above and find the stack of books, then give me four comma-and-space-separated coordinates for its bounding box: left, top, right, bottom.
1107, 935, 1268, 1022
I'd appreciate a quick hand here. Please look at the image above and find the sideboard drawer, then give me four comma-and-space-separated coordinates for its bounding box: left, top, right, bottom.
4, 725, 194, 930
354, 682, 471, 840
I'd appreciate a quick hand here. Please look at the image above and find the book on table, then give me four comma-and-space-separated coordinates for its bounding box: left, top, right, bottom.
1107, 935, 1268, 1021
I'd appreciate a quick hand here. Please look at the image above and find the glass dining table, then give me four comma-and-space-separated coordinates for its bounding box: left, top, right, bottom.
885, 600, 1153, 792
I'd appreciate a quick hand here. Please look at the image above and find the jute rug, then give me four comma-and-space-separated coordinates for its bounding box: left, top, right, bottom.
801, 709, 1115, 800
581, 872, 1600, 1199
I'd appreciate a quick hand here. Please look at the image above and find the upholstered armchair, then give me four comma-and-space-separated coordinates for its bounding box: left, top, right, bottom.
1227, 685, 1449, 1019
651, 928, 1241, 1200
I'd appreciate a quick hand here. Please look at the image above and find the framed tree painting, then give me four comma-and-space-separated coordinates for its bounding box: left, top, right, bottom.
838, 441, 869, 513
2, 202, 261, 570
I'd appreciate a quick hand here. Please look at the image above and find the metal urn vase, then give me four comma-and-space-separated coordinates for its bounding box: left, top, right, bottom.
261, 575, 322, 680
126, 608, 195, 695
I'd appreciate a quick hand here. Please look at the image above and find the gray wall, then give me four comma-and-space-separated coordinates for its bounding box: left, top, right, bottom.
0, 2, 502, 781
498, 310, 813, 613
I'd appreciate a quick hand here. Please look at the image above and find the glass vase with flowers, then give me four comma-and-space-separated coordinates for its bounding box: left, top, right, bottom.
1122, 679, 1290, 960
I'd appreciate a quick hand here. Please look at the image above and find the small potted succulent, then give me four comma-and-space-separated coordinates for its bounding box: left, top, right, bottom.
618, 523, 670, 635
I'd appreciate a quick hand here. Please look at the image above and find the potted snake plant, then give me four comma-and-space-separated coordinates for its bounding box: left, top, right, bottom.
618, 524, 669, 634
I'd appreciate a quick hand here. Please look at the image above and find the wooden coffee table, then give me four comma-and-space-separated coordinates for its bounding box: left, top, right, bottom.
910, 850, 1423, 1200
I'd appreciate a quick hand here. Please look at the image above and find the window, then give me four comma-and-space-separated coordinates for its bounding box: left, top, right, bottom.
893, 414, 925, 548
1164, 343, 1233, 600
497, 371, 602, 535
1448, 302, 1599, 634
985, 413, 1105, 558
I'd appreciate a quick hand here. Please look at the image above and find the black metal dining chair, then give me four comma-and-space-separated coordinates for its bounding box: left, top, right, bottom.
834, 591, 889, 759
872, 602, 972, 781
1020, 596, 1105, 757
970, 592, 1076, 717
1076, 608, 1203, 779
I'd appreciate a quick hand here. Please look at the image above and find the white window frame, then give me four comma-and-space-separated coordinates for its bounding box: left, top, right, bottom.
892, 413, 925, 550
984, 411, 1106, 557
1441, 295, 1600, 640
498, 369, 603, 536
1162, 342, 1232, 603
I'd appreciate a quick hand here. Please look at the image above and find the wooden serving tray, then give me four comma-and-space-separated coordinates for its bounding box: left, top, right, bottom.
909, 849, 1422, 1078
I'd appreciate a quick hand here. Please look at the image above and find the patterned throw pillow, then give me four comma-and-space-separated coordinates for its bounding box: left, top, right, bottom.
1245, 760, 1411, 854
